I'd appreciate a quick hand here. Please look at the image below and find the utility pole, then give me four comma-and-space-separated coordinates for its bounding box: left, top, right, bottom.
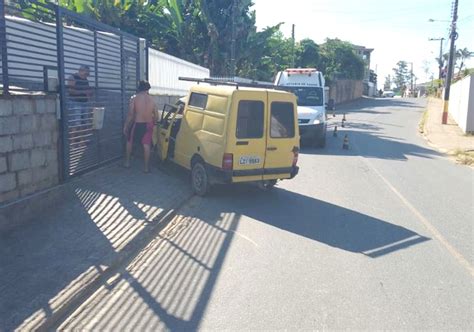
442, 0, 458, 124
230, 0, 236, 77
291, 24, 295, 68
410, 62, 414, 96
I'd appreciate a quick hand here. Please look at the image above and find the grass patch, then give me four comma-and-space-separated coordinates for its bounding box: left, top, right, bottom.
419, 109, 428, 134
452, 149, 474, 166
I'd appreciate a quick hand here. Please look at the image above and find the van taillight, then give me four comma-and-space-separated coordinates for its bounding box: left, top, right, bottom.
292, 148, 299, 167
222, 153, 233, 170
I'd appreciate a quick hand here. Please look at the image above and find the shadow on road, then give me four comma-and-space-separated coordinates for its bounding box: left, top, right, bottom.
57, 185, 430, 330
302, 98, 439, 161
209, 185, 430, 258
335, 96, 426, 114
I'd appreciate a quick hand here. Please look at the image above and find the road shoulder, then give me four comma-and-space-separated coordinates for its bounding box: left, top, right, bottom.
420, 98, 474, 166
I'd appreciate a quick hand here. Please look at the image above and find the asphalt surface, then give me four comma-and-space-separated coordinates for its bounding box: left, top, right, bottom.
58, 97, 473, 330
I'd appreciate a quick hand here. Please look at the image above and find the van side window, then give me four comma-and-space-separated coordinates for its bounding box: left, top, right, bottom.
236, 100, 264, 139
270, 102, 295, 138
189, 93, 208, 109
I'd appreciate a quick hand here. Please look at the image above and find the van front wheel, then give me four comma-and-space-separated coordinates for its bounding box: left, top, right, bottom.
191, 162, 209, 196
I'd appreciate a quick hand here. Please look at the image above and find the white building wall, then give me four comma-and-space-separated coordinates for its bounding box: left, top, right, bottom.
148, 48, 209, 96
449, 75, 474, 133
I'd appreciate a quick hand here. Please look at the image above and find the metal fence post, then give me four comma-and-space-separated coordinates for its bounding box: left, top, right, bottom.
120, 35, 126, 144
55, 4, 68, 181
0, 0, 10, 95
93, 29, 101, 162
145, 40, 149, 82
136, 39, 140, 85
93, 30, 99, 100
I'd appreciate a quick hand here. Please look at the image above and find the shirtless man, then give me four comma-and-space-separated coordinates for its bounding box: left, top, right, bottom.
123, 81, 157, 172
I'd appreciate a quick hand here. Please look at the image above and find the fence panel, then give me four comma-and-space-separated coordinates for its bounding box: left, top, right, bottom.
1, 1, 57, 94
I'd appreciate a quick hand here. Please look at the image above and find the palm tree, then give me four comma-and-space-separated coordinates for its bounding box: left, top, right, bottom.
456, 47, 473, 76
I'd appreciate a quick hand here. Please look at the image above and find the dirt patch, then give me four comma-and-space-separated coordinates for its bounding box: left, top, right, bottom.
451, 149, 474, 166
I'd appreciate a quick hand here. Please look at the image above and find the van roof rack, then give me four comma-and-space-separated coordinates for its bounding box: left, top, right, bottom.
178, 77, 285, 91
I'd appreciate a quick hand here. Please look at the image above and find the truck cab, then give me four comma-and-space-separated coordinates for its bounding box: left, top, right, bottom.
274, 68, 327, 147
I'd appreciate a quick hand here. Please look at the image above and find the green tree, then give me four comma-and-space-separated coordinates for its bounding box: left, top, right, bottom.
456, 47, 473, 76
295, 38, 320, 68
384, 75, 391, 90
318, 38, 365, 83
392, 60, 410, 92
198, 0, 256, 76
369, 69, 377, 85
238, 28, 294, 81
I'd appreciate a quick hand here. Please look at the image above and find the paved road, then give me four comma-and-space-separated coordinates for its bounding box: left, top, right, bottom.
59, 97, 473, 330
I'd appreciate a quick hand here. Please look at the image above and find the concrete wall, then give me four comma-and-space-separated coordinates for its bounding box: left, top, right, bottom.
449, 75, 474, 133
0, 95, 59, 204
329, 80, 364, 105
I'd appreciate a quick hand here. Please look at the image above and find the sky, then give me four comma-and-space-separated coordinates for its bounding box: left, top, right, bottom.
252, 0, 474, 85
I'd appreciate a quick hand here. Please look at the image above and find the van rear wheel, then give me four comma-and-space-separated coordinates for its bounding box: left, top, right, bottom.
191, 162, 209, 196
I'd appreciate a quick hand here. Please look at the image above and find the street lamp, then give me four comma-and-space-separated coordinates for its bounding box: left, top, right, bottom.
428, 18, 450, 22
407, 61, 414, 97
428, 37, 445, 80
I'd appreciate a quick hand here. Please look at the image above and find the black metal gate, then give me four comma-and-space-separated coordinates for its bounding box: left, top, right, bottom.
0, 0, 143, 179
56, 8, 141, 178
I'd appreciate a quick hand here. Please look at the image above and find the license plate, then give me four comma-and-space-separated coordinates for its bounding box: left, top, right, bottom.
239, 156, 261, 165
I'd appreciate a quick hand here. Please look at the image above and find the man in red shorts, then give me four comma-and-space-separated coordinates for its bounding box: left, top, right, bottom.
123, 81, 157, 173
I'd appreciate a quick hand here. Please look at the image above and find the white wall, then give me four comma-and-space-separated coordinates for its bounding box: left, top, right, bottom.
449, 75, 474, 133
148, 48, 209, 96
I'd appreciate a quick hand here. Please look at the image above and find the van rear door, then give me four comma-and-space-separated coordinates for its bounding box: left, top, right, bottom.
264, 92, 298, 180
229, 92, 267, 182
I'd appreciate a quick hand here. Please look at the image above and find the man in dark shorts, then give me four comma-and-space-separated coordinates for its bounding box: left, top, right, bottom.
123, 81, 157, 172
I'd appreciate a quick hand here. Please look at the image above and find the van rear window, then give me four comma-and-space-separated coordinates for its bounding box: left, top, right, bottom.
270, 102, 295, 138
189, 93, 208, 109
236, 100, 264, 139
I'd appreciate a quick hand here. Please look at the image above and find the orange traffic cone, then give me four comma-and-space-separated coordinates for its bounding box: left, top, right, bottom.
342, 134, 349, 150
333, 125, 338, 137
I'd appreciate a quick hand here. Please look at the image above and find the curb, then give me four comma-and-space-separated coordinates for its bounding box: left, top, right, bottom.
26, 191, 195, 331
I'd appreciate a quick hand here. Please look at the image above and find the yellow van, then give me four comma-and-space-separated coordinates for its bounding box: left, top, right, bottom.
155, 78, 300, 195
